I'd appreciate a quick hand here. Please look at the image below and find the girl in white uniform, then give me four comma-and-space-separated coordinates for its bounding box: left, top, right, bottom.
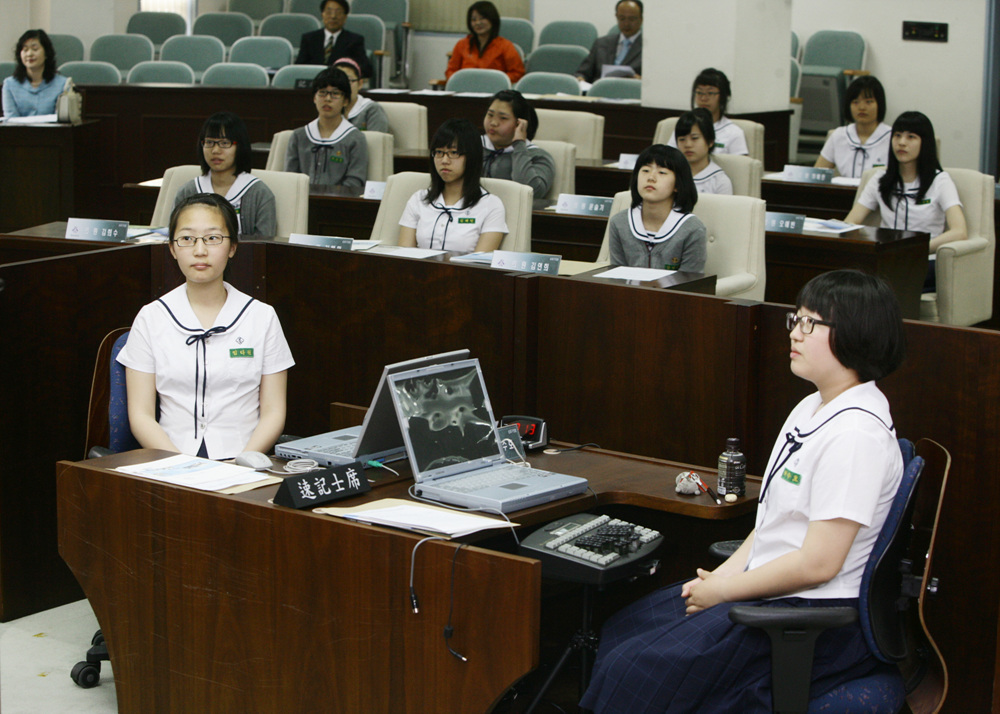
117, 194, 295, 460
173, 112, 277, 237
816, 76, 892, 178
675, 108, 733, 195
668, 68, 748, 156
607, 144, 708, 271
399, 118, 507, 254
333, 57, 390, 133
845, 111, 966, 291
582, 270, 907, 713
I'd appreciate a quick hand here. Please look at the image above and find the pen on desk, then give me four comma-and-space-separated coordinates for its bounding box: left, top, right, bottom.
696, 476, 723, 505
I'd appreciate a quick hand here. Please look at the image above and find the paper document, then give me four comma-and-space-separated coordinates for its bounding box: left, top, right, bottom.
115, 454, 268, 492
366, 88, 410, 94
351, 239, 380, 251
832, 176, 861, 187
317, 498, 515, 537
803, 218, 859, 235
369, 245, 446, 259
4, 114, 58, 124
594, 266, 675, 281
449, 251, 494, 264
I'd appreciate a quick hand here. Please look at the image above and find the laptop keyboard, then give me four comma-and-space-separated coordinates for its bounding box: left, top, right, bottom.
437, 464, 551, 494
311, 441, 356, 456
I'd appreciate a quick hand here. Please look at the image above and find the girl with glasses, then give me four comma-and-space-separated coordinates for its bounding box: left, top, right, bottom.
173, 112, 276, 237
582, 270, 907, 713
332, 57, 389, 133
117, 194, 294, 461
399, 118, 507, 254
285, 67, 369, 188
667, 67, 748, 156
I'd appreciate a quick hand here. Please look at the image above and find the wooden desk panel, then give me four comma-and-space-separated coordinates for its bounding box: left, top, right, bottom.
57, 447, 755, 713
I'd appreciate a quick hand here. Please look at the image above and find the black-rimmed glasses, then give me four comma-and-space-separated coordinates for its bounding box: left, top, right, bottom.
786, 312, 835, 334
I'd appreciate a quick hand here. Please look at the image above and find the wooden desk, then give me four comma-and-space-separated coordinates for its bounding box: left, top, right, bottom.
765, 227, 929, 319
0, 121, 102, 233
57, 448, 756, 714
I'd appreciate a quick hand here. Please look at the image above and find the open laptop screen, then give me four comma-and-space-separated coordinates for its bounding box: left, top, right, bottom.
389, 361, 501, 475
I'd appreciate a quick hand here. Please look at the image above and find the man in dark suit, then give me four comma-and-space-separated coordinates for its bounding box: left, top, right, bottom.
296, 0, 372, 78
576, 0, 643, 83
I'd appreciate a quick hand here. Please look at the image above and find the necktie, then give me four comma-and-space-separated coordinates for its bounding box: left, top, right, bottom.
615, 37, 631, 65
324, 36, 333, 63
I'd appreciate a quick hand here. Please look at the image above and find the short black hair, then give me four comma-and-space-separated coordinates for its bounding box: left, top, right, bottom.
320, 0, 350, 15
844, 75, 886, 124
675, 108, 716, 152
13, 29, 57, 83
170, 193, 240, 247
311, 67, 352, 112
489, 89, 539, 140
796, 269, 905, 383
615, 0, 643, 14
197, 112, 253, 176
467, 1, 501, 55
629, 144, 698, 213
691, 67, 732, 115
427, 118, 485, 209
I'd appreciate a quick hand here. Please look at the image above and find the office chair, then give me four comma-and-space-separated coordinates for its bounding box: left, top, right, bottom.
524, 44, 590, 76
49, 33, 85, 64
229, 36, 295, 71
728, 438, 950, 714
534, 108, 605, 160
515, 71, 582, 96
653, 116, 766, 164
259, 13, 322, 54
531, 139, 576, 201
90, 34, 154, 73
537, 20, 598, 50
446, 68, 511, 93
125, 10, 187, 57
126, 60, 195, 85
711, 153, 764, 198
380, 102, 428, 152
160, 35, 226, 83
344, 14, 388, 87
500, 17, 535, 57
250, 169, 311, 237
192, 12, 254, 52
271, 63, 327, 88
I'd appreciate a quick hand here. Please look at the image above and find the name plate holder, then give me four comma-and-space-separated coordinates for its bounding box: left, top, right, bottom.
289, 233, 353, 250
766, 212, 806, 234
617, 154, 639, 170
783, 165, 834, 184
491, 250, 561, 275
65, 218, 129, 242
362, 181, 387, 200
555, 194, 615, 217
273, 461, 371, 509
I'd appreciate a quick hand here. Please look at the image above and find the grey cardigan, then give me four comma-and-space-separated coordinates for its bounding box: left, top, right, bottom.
607, 208, 707, 272
285, 122, 369, 189
174, 175, 276, 238
481, 138, 555, 199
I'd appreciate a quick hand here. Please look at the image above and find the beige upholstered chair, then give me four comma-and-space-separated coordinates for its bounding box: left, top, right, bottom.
597, 191, 766, 300
380, 102, 428, 151
250, 168, 309, 236
711, 154, 763, 198
150, 165, 202, 226
531, 139, 576, 201
266, 129, 293, 171
854, 167, 995, 326
534, 108, 604, 160
369, 171, 533, 252
363, 130, 395, 182
653, 117, 765, 163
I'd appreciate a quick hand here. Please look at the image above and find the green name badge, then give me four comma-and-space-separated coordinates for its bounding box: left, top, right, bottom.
491, 250, 561, 275
230, 348, 254, 358
289, 233, 353, 250
781, 468, 801, 485
458, 217, 476, 224
555, 194, 615, 217
65, 218, 130, 242
766, 211, 806, 234
783, 164, 834, 184
330, 155, 344, 163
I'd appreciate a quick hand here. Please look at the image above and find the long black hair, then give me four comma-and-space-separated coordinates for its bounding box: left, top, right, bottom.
426, 118, 485, 209
197, 112, 253, 176
629, 144, 698, 213
467, 1, 501, 55
13, 29, 57, 83
878, 111, 940, 206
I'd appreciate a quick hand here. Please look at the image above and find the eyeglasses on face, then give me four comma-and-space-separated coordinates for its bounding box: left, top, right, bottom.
201, 139, 235, 149
316, 89, 345, 100
694, 90, 720, 99
432, 149, 463, 160
786, 312, 835, 334
172, 235, 230, 247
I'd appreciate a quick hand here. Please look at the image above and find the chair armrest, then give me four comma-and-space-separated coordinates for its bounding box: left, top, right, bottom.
937, 235, 988, 259
715, 273, 756, 297
729, 605, 858, 631
88, 446, 114, 459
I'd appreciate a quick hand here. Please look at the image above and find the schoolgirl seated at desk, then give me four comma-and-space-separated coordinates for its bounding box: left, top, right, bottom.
608, 144, 707, 272
668, 68, 748, 156
815, 76, 892, 179
481, 89, 555, 200
675, 108, 733, 195
333, 57, 389, 133
285, 67, 369, 189
399, 118, 507, 254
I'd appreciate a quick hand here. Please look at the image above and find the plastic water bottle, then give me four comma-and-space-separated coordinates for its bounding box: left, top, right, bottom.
717, 438, 746, 497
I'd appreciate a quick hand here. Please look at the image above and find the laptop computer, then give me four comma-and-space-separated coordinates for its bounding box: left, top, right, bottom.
387, 359, 589, 513
275, 349, 470, 466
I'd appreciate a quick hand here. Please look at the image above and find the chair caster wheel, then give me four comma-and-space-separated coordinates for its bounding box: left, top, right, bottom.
71, 661, 101, 688
91, 630, 105, 647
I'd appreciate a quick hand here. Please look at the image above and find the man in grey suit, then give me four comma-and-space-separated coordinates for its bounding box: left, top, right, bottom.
576, 0, 643, 83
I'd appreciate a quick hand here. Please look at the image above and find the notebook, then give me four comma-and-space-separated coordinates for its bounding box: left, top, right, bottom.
275, 349, 470, 466
387, 359, 588, 513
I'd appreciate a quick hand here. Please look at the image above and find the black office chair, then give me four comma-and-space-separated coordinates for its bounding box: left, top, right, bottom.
727, 438, 950, 714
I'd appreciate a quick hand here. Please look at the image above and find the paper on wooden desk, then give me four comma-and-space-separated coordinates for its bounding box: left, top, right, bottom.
316, 498, 516, 537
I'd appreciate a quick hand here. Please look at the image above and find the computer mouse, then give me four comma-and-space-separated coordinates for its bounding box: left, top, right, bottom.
235, 451, 273, 471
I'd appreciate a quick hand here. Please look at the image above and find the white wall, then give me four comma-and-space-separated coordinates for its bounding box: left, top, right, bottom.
792, 0, 988, 168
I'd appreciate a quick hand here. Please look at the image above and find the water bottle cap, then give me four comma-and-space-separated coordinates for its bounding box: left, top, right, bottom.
726, 437, 741, 449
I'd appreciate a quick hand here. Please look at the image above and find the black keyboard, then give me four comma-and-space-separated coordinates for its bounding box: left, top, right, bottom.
519, 513, 663, 585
